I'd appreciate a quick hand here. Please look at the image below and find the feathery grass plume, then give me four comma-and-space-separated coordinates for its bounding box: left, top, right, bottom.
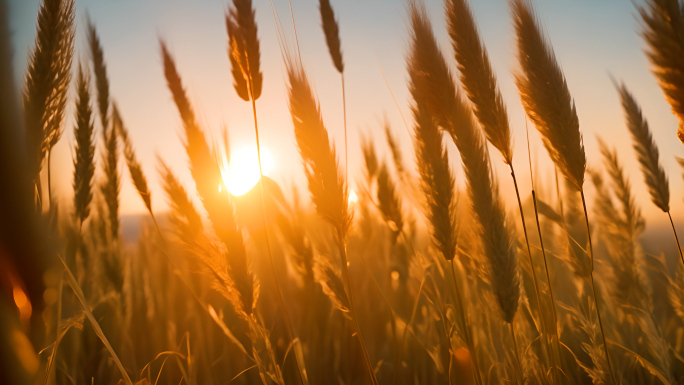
285, 61, 349, 235
314, 254, 350, 318
277, 190, 314, 283
513, 1, 616, 381
161, 42, 255, 316
226, 0, 262, 101
377, 163, 403, 243
87, 19, 109, 131
361, 134, 378, 181
285, 55, 376, 385
638, 0, 684, 144
412, 102, 457, 263
72, 64, 95, 224
616, 82, 684, 266
409, 1, 520, 324
23, 0, 74, 186
113, 105, 151, 213
101, 107, 119, 241
318, 0, 343, 73
617, 83, 670, 212
384, 120, 406, 180
158, 158, 203, 239
446, 0, 512, 165
512, 0, 585, 190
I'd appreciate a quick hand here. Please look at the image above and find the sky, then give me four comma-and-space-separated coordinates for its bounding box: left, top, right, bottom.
7, 0, 684, 228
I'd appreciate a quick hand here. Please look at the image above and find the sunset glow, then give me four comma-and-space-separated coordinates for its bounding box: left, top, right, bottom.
221, 145, 274, 196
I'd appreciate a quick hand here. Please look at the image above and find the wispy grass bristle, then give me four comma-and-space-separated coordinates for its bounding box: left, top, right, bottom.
114, 104, 151, 213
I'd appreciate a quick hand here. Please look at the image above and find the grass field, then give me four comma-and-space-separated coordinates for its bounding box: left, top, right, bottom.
4, 0, 684, 384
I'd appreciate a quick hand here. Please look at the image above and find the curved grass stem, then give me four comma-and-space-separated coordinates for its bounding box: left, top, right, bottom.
250, 95, 309, 385
581, 189, 617, 385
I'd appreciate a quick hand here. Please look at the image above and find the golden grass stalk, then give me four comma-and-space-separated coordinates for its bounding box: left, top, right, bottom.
384, 120, 407, 182
58, 255, 133, 385
409, 1, 520, 325
407, 12, 484, 378
446, 0, 512, 165
228, 2, 308, 380
158, 158, 203, 239
637, 0, 684, 145
226, 0, 262, 102
114, 104, 151, 213
448, 0, 560, 378
313, 254, 350, 317
87, 22, 119, 241
512, 0, 585, 191
23, 0, 74, 199
161, 42, 255, 317
87, 18, 109, 132
318, 0, 343, 73
317, 0, 349, 189
512, 0, 615, 382
100, 104, 120, 241
616, 82, 683, 265
377, 163, 403, 244
72, 63, 95, 225
361, 134, 379, 181
285, 57, 376, 385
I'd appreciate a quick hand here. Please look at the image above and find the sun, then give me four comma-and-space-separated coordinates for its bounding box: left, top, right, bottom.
221, 145, 274, 196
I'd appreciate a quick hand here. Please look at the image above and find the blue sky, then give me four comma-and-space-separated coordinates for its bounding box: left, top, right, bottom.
7, 0, 683, 227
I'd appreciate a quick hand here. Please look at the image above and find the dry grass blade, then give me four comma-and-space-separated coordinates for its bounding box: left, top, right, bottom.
616, 82, 670, 213
114, 104, 152, 213
226, 0, 262, 101
161, 42, 255, 316
409, 1, 519, 323
58, 255, 133, 385
637, 0, 684, 144
512, 0, 585, 190
158, 158, 203, 238
318, 0, 343, 73
23, 0, 74, 183
361, 134, 378, 181
285, 59, 349, 235
446, 0, 512, 164
72, 63, 95, 224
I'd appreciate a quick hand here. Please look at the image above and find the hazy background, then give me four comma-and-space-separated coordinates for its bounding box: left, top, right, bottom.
7, 0, 683, 230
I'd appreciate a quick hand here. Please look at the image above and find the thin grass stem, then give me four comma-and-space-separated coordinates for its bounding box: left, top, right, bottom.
581, 189, 617, 385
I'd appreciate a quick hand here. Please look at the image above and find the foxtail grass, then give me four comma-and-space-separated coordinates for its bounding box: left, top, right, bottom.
23, 0, 74, 204
408, 8, 521, 382
72, 63, 95, 225
637, 0, 684, 145
512, 0, 615, 382
318, 0, 349, 192
447, 0, 560, 379
114, 104, 151, 213
616, 82, 683, 266
227, 1, 309, 381
161, 42, 256, 317
285, 56, 377, 385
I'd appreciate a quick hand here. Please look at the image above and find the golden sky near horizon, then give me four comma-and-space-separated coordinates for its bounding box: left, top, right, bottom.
8, 0, 684, 228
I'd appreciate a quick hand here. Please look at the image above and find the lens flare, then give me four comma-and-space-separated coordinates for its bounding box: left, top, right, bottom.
221, 145, 274, 196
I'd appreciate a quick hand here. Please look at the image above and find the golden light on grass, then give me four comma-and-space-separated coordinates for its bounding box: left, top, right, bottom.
12, 285, 32, 321
221, 145, 274, 196
347, 188, 358, 205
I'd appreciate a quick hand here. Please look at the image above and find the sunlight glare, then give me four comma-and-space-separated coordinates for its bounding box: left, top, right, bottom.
221, 145, 274, 196
348, 188, 358, 205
